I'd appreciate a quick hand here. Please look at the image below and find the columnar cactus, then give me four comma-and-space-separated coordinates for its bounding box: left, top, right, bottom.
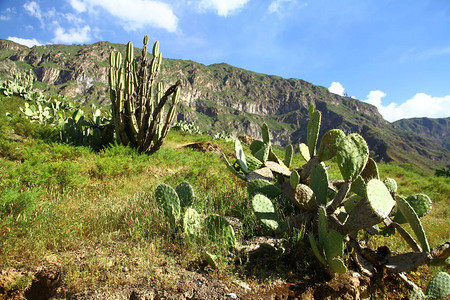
109, 35, 181, 154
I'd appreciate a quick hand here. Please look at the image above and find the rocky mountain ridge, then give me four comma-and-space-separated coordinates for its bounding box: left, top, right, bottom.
0, 39, 448, 170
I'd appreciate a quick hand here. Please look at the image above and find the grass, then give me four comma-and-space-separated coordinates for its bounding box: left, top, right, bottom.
0, 94, 448, 297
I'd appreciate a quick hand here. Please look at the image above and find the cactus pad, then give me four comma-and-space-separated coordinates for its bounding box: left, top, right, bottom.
406, 194, 432, 218
395, 195, 430, 252
183, 207, 203, 238
318, 129, 345, 161
204, 214, 236, 249
336, 133, 369, 182
366, 179, 395, 219
252, 194, 280, 231
293, 184, 316, 211
234, 139, 248, 174
261, 123, 271, 144
284, 144, 294, 168
310, 162, 329, 206
307, 110, 321, 157
299, 143, 311, 162
176, 181, 195, 208
155, 183, 181, 227
264, 161, 291, 177
426, 271, 450, 299
246, 155, 263, 173
247, 179, 282, 198
328, 257, 348, 274
324, 230, 345, 261
383, 177, 398, 194
250, 140, 265, 156
254, 143, 270, 163
360, 157, 380, 181
351, 175, 366, 198
290, 170, 300, 189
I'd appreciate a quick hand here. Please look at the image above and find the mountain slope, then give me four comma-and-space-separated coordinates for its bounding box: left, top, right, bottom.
393, 117, 450, 151
0, 39, 448, 170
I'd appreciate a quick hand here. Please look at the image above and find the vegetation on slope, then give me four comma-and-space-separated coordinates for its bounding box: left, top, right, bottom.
0, 92, 448, 298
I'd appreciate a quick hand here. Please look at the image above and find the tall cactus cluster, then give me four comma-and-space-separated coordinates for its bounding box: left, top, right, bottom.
223, 105, 449, 279
108, 35, 182, 154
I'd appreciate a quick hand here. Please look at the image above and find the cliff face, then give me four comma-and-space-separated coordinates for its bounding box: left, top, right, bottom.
0, 39, 448, 170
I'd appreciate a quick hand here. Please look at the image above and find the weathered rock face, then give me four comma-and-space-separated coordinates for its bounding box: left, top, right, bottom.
0, 39, 448, 170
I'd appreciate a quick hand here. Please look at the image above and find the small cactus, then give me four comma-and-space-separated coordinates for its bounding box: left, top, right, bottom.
183, 207, 202, 238
155, 183, 181, 228
426, 272, 450, 299
204, 214, 236, 249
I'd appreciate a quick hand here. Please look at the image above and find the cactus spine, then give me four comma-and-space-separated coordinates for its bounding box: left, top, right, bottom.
109, 35, 181, 154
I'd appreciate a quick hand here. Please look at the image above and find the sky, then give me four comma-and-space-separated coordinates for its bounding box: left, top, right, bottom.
1, 0, 450, 122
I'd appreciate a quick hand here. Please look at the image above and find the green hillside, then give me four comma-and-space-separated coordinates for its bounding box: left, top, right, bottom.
0, 89, 448, 298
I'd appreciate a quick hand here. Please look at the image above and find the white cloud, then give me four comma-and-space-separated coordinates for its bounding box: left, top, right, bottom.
69, 0, 88, 13
362, 90, 450, 122
269, 0, 306, 15
7, 36, 42, 47
52, 25, 91, 44
328, 81, 346, 96
196, 0, 249, 17
69, 0, 178, 32
24, 1, 43, 24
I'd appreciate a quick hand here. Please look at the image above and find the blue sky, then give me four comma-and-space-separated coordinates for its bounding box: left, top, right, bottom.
1, 0, 449, 122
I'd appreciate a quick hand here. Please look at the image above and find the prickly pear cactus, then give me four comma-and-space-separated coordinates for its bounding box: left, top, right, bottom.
235, 138, 248, 174
308, 206, 347, 276
310, 162, 329, 206
247, 179, 281, 198
204, 214, 236, 249
176, 181, 195, 209
183, 207, 203, 238
284, 144, 294, 168
343, 179, 395, 234
394, 193, 432, 224
383, 177, 398, 194
293, 184, 316, 211
299, 143, 311, 162
336, 133, 369, 182
318, 129, 345, 161
252, 194, 280, 231
360, 157, 380, 181
395, 196, 430, 252
290, 170, 300, 189
155, 183, 181, 227
307, 110, 321, 157
426, 271, 450, 299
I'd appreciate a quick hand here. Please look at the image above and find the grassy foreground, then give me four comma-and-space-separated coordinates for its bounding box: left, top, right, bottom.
0, 95, 449, 297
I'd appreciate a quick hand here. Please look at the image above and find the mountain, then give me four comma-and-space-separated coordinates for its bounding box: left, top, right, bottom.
393, 117, 450, 151
0, 39, 448, 171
